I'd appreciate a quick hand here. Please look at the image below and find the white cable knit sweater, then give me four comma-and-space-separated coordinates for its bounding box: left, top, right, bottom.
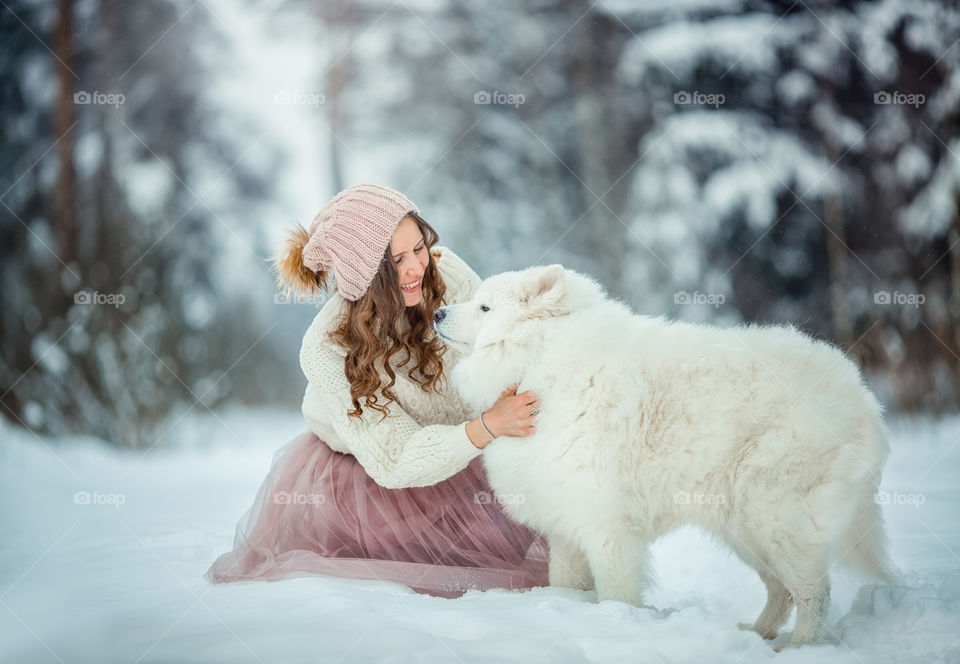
299, 245, 485, 489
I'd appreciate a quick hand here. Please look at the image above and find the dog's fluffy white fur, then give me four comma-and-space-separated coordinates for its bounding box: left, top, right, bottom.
435, 264, 892, 648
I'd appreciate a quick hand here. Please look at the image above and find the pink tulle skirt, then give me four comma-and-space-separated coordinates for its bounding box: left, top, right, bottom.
204, 429, 550, 598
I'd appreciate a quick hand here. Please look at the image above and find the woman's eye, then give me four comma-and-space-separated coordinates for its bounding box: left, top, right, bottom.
397, 246, 425, 264
480, 305, 490, 312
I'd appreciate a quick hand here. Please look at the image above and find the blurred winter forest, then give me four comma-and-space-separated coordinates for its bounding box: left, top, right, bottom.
1, 0, 959, 448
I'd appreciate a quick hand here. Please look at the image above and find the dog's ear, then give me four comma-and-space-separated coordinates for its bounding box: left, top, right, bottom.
536, 264, 564, 296
525, 264, 568, 316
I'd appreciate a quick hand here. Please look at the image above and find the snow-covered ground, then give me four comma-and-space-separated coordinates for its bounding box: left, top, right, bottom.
1, 407, 959, 663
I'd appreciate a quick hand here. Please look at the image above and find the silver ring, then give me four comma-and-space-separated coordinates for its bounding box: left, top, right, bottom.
530, 407, 540, 415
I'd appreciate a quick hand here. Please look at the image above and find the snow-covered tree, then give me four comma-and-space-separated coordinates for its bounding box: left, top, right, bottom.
1, 0, 287, 446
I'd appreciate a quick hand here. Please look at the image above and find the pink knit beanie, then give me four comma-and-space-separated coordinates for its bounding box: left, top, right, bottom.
302, 184, 419, 301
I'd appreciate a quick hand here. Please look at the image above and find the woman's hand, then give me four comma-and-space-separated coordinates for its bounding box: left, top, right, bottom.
483, 383, 540, 438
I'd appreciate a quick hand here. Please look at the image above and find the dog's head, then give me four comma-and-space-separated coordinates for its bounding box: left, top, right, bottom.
433, 263, 605, 354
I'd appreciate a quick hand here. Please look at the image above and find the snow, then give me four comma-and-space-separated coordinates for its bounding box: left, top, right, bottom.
122, 160, 175, 219
895, 144, 933, 187
30, 334, 70, 376
622, 111, 844, 318
599, 0, 743, 21
2, 407, 960, 663
930, 69, 960, 123
775, 70, 816, 107
856, 0, 903, 82
617, 14, 787, 80
899, 139, 960, 238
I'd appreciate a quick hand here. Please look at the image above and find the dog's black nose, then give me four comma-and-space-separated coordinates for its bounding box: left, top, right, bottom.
434, 308, 446, 323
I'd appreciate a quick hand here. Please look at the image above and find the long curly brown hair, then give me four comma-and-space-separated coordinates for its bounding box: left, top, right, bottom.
273, 212, 450, 422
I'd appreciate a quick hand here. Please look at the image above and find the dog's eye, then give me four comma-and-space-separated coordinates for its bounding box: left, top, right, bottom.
480, 304, 490, 312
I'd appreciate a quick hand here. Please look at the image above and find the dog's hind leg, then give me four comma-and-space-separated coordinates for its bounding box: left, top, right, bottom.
785, 579, 829, 648
548, 533, 594, 591
737, 571, 793, 640
729, 535, 794, 640
773, 555, 830, 649
581, 529, 650, 606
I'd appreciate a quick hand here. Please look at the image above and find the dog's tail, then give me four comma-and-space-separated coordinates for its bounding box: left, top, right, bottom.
838, 415, 895, 584
838, 488, 895, 584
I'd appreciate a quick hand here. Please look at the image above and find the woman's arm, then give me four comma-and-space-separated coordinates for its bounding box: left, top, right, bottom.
301, 341, 485, 489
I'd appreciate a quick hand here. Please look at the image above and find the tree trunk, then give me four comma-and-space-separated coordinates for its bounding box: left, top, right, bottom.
90, 0, 121, 266
949, 187, 960, 396
571, 4, 623, 292
319, 0, 351, 194
54, 0, 77, 265
819, 89, 854, 354
824, 193, 854, 350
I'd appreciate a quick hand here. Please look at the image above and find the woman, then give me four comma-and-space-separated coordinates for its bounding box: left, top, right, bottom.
204, 184, 549, 598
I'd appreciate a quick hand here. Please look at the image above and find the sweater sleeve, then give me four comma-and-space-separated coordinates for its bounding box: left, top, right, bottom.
299, 341, 484, 489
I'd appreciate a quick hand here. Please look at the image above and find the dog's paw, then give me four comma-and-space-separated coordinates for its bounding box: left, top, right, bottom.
771, 642, 798, 653
738, 622, 779, 641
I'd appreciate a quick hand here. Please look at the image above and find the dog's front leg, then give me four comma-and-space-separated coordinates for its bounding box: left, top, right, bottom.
581, 529, 650, 607
547, 533, 594, 591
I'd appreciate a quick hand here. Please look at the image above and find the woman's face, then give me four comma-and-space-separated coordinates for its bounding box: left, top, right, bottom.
389, 216, 430, 307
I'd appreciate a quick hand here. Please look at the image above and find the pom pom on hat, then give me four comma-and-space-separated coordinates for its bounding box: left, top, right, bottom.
272, 224, 329, 295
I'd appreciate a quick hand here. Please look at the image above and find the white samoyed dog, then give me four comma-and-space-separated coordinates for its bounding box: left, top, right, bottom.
433, 264, 892, 649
